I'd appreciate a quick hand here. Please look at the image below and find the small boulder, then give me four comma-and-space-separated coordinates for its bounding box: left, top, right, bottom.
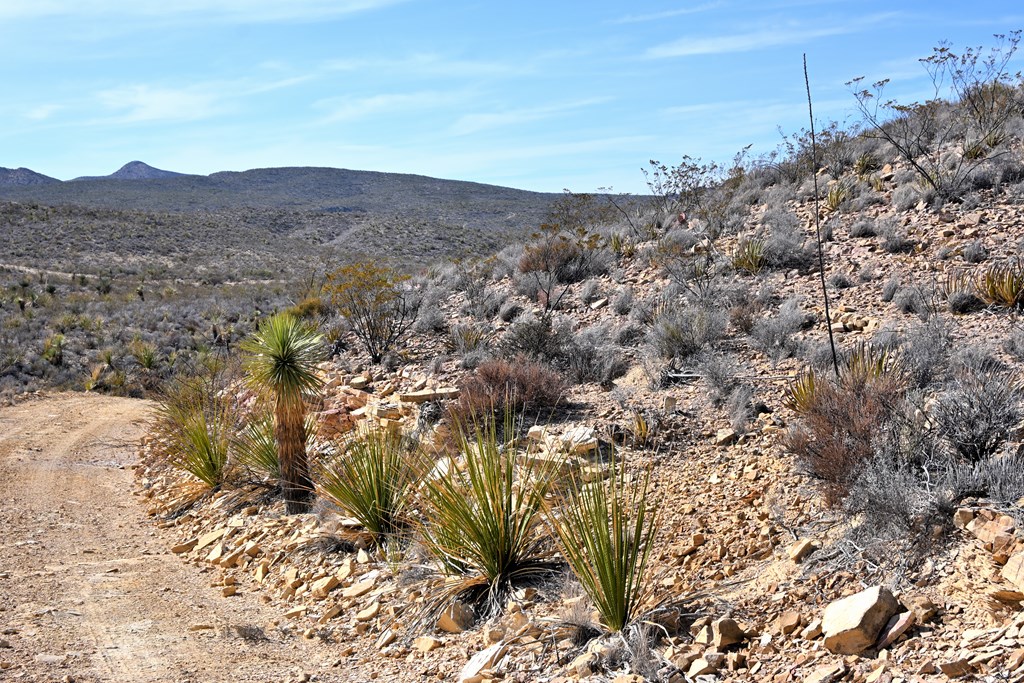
821, 586, 899, 654
437, 601, 475, 633
711, 617, 746, 648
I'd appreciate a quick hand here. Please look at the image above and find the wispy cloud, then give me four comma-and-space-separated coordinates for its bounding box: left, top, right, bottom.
646, 13, 898, 58
0, 0, 408, 23
315, 91, 454, 123
325, 53, 533, 79
449, 97, 613, 136
96, 85, 221, 123
24, 104, 62, 121
608, 3, 721, 25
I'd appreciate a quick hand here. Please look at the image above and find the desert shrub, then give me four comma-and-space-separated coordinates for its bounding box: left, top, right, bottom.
848, 33, 1024, 200
751, 297, 805, 362
785, 343, 907, 502
454, 356, 566, 422
643, 155, 749, 238
579, 279, 602, 305
653, 229, 720, 302
932, 366, 1023, 463
694, 350, 739, 406
614, 322, 645, 347
564, 327, 629, 386
285, 296, 331, 321
879, 220, 915, 253
901, 317, 953, 388
547, 454, 659, 633
419, 416, 559, 616
944, 451, 1024, 507
499, 315, 572, 364
317, 429, 422, 546
498, 300, 523, 323
463, 286, 504, 320
843, 428, 937, 541
726, 384, 755, 432
612, 285, 633, 316
647, 304, 726, 362
881, 277, 900, 302
892, 184, 922, 211
763, 222, 815, 272
1005, 329, 1024, 361
327, 262, 420, 363
519, 212, 608, 314
849, 218, 878, 238
829, 273, 854, 290
893, 286, 930, 317
962, 240, 988, 263
414, 303, 448, 334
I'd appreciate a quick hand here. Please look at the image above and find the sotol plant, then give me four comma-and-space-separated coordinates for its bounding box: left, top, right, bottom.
418, 416, 560, 616
547, 454, 659, 633
317, 429, 422, 547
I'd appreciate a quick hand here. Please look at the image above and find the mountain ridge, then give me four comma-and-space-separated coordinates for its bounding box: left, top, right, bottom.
71, 160, 189, 182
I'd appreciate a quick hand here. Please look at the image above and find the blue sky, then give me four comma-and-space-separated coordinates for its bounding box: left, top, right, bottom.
2, 1, 1021, 193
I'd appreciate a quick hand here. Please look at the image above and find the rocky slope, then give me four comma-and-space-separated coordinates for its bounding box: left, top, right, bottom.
134, 146, 1024, 682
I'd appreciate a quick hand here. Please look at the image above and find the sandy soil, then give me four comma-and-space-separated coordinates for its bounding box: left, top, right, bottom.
0, 393, 366, 683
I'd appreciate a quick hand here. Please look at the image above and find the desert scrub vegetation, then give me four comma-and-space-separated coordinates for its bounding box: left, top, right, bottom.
848, 31, 1024, 201
0, 266, 286, 399
153, 361, 240, 490
785, 343, 908, 502
326, 262, 421, 364
453, 356, 566, 423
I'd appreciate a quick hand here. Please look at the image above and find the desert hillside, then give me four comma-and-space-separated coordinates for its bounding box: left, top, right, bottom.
5, 36, 1024, 683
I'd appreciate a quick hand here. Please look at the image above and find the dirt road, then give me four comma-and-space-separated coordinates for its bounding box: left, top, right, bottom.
0, 394, 359, 682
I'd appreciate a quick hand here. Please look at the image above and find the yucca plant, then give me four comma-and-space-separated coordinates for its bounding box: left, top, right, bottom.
547, 454, 659, 633
731, 237, 766, 275
242, 313, 325, 514
418, 415, 560, 615
840, 341, 906, 390
976, 260, 1024, 310
156, 374, 235, 488
41, 334, 64, 366
317, 428, 421, 546
824, 182, 850, 212
853, 152, 880, 179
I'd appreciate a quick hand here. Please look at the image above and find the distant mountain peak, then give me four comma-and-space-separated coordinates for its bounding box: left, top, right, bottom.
73, 161, 186, 182
0, 166, 60, 186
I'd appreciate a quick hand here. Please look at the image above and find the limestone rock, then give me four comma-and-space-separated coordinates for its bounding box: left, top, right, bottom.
804, 661, 846, 683
1002, 552, 1024, 592
437, 601, 475, 633
715, 428, 738, 447
876, 611, 915, 650
414, 636, 441, 652
821, 586, 899, 654
711, 617, 746, 648
458, 642, 506, 683
788, 538, 818, 563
